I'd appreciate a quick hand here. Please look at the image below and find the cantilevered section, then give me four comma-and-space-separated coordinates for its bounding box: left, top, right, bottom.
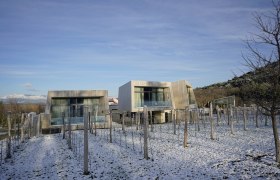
118, 80, 196, 123
119, 80, 172, 112
44, 90, 109, 129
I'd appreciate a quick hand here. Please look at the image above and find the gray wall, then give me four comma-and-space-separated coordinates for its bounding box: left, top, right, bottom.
171, 80, 197, 109
44, 90, 109, 129
118, 82, 132, 112
118, 80, 197, 112
46, 90, 109, 113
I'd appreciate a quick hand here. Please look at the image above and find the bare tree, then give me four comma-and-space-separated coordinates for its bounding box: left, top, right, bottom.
5, 98, 22, 137
241, 0, 280, 162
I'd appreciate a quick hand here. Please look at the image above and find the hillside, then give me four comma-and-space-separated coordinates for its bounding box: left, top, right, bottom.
194, 71, 255, 107
194, 61, 279, 107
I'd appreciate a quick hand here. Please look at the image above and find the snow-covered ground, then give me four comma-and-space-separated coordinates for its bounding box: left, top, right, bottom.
1, 117, 280, 179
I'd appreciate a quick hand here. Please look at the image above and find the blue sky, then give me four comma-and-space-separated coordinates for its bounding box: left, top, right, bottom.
0, 0, 273, 97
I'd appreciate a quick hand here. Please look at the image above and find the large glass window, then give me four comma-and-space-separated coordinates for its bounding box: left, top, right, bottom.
50, 97, 101, 125
134, 87, 170, 107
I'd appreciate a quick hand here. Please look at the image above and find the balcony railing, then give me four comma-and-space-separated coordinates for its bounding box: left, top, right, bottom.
50, 116, 105, 125
135, 101, 172, 108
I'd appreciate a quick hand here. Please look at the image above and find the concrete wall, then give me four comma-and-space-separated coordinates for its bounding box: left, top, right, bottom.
171, 80, 197, 109
130, 80, 171, 112
118, 80, 196, 112
44, 90, 109, 129
46, 90, 108, 113
154, 111, 165, 123
171, 80, 189, 109
117, 80, 197, 124
41, 113, 50, 129
118, 81, 132, 112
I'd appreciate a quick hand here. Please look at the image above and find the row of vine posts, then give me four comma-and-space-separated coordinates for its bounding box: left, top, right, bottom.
61, 103, 271, 175
0, 112, 41, 166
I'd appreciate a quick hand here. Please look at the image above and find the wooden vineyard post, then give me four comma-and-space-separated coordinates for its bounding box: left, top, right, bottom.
202, 108, 206, 129
6, 111, 12, 158
255, 106, 259, 128
94, 105, 98, 136
8, 111, 11, 137
28, 114, 31, 138
62, 112, 65, 139
88, 109, 93, 134
143, 106, 149, 160
196, 109, 200, 131
136, 112, 139, 130
6, 111, 11, 159
83, 107, 89, 175
6, 137, 11, 159
235, 107, 239, 124
20, 113, 24, 143
150, 110, 154, 132
173, 110, 176, 135
35, 114, 40, 137
17, 113, 20, 139
131, 114, 135, 150
230, 105, 234, 135
216, 105, 220, 126
122, 112, 125, 132
184, 106, 189, 148
109, 110, 112, 143
243, 104, 247, 131
210, 102, 215, 140
227, 100, 230, 126
68, 107, 72, 149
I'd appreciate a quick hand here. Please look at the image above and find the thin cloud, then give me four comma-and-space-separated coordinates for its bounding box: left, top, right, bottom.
22, 83, 40, 92
0, 0, 274, 96
23, 83, 32, 89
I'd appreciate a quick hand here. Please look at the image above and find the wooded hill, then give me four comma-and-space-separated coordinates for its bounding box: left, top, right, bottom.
194, 69, 263, 107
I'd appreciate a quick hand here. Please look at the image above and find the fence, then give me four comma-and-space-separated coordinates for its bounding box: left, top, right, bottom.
0, 112, 42, 167
60, 105, 276, 176
0, 135, 21, 166
0, 107, 276, 175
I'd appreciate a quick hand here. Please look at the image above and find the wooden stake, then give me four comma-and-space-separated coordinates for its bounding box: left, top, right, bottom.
243, 104, 247, 131
83, 108, 89, 175
109, 111, 112, 143
184, 107, 189, 148
143, 106, 149, 160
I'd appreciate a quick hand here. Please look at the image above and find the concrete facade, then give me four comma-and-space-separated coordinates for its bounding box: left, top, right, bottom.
118, 80, 197, 123
44, 90, 109, 130
171, 80, 197, 109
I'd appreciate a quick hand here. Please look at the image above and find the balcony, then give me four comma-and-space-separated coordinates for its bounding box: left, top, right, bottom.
135, 101, 172, 108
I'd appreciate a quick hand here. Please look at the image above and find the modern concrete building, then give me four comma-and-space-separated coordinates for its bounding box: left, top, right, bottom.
44, 90, 109, 130
118, 80, 197, 123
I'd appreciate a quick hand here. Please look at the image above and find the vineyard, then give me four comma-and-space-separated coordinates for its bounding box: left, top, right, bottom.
1, 108, 280, 179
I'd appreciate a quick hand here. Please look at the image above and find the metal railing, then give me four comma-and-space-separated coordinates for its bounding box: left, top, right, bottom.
135, 101, 172, 108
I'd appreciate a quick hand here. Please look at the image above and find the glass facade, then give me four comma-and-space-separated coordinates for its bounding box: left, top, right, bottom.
50, 97, 104, 125
134, 87, 171, 108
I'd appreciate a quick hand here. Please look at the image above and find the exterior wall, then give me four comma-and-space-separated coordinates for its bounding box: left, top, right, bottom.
118, 82, 132, 112
44, 90, 109, 129
131, 80, 171, 112
171, 80, 197, 109
118, 80, 197, 114
154, 111, 165, 123
46, 90, 108, 113
40, 113, 50, 129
